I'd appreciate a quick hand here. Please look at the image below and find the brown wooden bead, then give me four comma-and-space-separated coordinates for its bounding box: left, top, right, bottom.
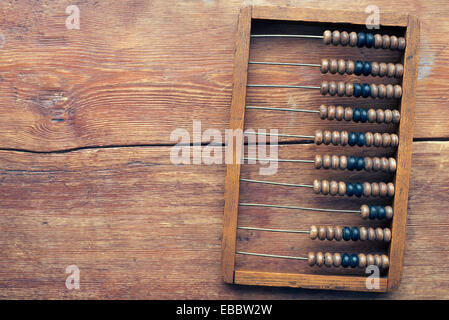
333, 253, 342, 267
328, 81, 337, 96
331, 30, 340, 45
395, 63, 404, 78
389, 157, 397, 172
375, 227, 384, 241
340, 131, 348, 146
320, 81, 329, 95
310, 225, 318, 240
379, 63, 387, 77
337, 59, 346, 74
338, 181, 346, 196
365, 132, 374, 147
323, 130, 332, 145
314, 130, 323, 145
316, 252, 324, 266
368, 109, 377, 122
390, 35, 398, 50
359, 227, 368, 240
329, 59, 338, 74
384, 109, 393, 123
382, 133, 391, 147
398, 37, 406, 50
379, 182, 388, 197
381, 255, 390, 269
381, 157, 390, 172
371, 61, 379, 76
387, 63, 396, 78
366, 254, 375, 266
376, 109, 385, 123
318, 226, 327, 240
360, 205, 369, 219
387, 182, 395, 197
331, 131, 340, 146
337, 81, 345, 96
320, 59, 329, 74
327, 105, 336, 120
319, 104, 328, 119
313, 179, 321, 194
346, 60, 355, 74
377, 83, 386, 98
322, 154, 331, 169
340, 31, 349, 46
358, 254, 367, 269
364, 156, 373, 171
390, 134, 399, 147
370, 83, 378, 98
314, 154, 322, 169
321, 180, 329, 195
370, 182, 379, 197
326, 226, 334, 240
373, 133, 383, 147
382, 34, 390, 49
392, 109, 401, 123
383, 228, 392, 242
335, 106, 345, 120
344, 82, 353, 97
394, 85, 402, 98
323, 30, 332, 44
331, 155, 339, 169
374, 34, 382, 48
385, 206, 394, 219
329, 181, 339, 195
339, 156, 348, 170
363, 182, 372, 197
372, 157, 381, 170
308, 252, 316, 266
386, 84, 394, 99
349, 31, 357, 46
368, 228, 376, 241
324, 252, 333, 267
344, 107, 353, 121
334, 226, 343, 241
374, 254, 382, 267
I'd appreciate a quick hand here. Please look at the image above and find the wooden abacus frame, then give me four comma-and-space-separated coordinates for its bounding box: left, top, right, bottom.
221, 6, 419, 292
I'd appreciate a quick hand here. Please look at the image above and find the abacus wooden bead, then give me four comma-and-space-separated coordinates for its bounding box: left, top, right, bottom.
320, 59, 329, 73
366, 254, 375, 266
370, 83, 378, 98
339, 156, 348, 170
368, 228, 376, 241
320, 81, 329, 95
371, 61, 379, 76
326, 226, 334, 240
377, 83, 387, 98
338, 181, 346, 196
375, 227, 384, 241
390, 35, 398, 50
322, 154, 331, 168
383, 228, 392, 242
374, 34, 382, 48
331, 131, 340, 145
323, 130, 332, 144
360, 205, 370, 219
387, 182, 395, 197
327, 105, 336, 120
310, 225, 318, 239
387, 63, 396, 78
321, 180, 330, 195
359, 227, 368, 240
395, 63, 404, 78
392, 109, 401, 123
381, 157, 390, 171
328, 81, 338, 96
381, 254, 390, 269
331, 155, 339, 169
346, 60, 355, 74
337, 81, 345, 96
391, 134, 399, 147
344, 107, 353, 121
398, 37, 406, 50
379, 182, 388, 197
325, 252, 333, 267
389, 157, 397, 172
335, 106, 345, 120
373, 133, 383, 147
334, 226, 343, 241
382, 35, 390, 49
385, 206, 394, 219
374, 254, 382, 267
316, 252, 324, 266
376, 109, 385, 123
365, 132, 374, 147
333, 253, 342, 267
323, 30, 332, 44
318, 226, 327, 240
329, 181, 339, 195
340, 131, 348, 146
319, 105, 328, 119
384, 109, 393, 123
371, 182, 380, 197
337, 59, 346, 74
308, 252, 316, 266
382, 133, 391, 147
331, 30, 340, 45
394, 85, 402, 98
358, 254, 367, 268
368, 109, 377, 122
373, 157, 381, 171
329, 59, 338, 73
379, 63, 387, 77
386, 84, 394, 99
363, 182, 372, 197
313, 179, 321, 194
349, 31, 358, 46
340, 31, 349, 46
364, 156, 373, 171
314, 130, 323, 144
314, 154, 322, 169
345, 82, 354, 97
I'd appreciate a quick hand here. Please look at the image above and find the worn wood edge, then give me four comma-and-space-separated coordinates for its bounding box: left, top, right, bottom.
387, 14, 420, 291
251, 6, 408, 27
234, 270, 388, 292
221, 6, 252, 284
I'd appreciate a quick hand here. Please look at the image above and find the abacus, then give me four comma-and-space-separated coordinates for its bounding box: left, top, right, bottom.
221, 6, 419, 292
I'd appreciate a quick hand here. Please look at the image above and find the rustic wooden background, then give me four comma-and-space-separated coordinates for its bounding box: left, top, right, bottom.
0, 0, 448, 299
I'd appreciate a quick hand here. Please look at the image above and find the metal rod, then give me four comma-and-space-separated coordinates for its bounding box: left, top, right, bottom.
243, 157, 314, 163
245, 106, 319, 113
247, 84, 321, 90
237, 226, 309, 234
250, 34, 323, 39
245, 131, 315, 139
248, 61, 321, 68
240, 178, 313, 188
236, 251, 308, 261
239, 202, 361, 214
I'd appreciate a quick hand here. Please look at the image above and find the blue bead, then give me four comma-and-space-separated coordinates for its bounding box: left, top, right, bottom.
357, 132, 365, 147
357, 32, 366, 47
342, 253, 350, 267
354, 61, 363, 75
377, 206, 386, 220
354, 183, 363, 197
346, 183, 354, 196
356, 157, 365, 171
347, 156, 356, 170
353, 83, 362, 97
343, 227, 351, 241
353, 108, 361, 122
369, 205, 378, 220
362, 62, 372, 76
362, 83, 371, 98
351, 227, 360, 241
350, 254, 359, 268
360, 109, 368, 122
348, 132, 357, 146
366, 33, 374, 48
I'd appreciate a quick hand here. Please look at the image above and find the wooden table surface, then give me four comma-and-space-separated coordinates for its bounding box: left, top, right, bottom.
0, 0, 448, 299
